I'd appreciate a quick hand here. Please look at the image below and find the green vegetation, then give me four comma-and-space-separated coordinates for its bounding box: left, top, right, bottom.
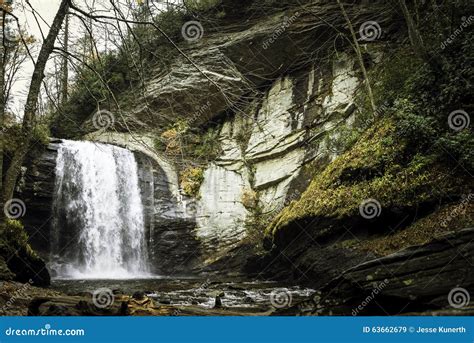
357, 202, 474, 256
0, 220, 29, 250
192, 126, 222, 161
185, 0, 221, 12
267, 31, 474, 237
51, 8, 190, 138
2, 121, 51, 162
0, 219, 38, 269
244, 200, 272, 252
180, 166, 205, 197
157, 120, 222, 162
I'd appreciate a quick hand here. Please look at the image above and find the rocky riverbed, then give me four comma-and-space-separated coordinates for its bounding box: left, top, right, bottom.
1, 278, 314, 316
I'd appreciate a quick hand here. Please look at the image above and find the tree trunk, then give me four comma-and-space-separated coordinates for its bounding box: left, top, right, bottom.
336, 0, 377, 118
1, 9, 7, 220
60, 13, 69, 104
2, 0, 69, 206
398, 0, 439, 70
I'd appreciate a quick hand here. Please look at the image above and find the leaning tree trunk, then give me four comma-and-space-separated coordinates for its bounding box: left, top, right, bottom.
398, 0, 440, 70
2, 0, 69, 206
336, 0, 377, 118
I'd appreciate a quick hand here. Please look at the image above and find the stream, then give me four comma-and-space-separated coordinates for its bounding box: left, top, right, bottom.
51, 278, 314, 312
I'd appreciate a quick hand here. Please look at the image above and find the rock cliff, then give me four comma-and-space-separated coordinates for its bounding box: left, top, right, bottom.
8, 0, 473, 316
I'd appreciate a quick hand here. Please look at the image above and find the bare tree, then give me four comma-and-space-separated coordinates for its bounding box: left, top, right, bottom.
60, 13, 69, 104
1, 8, 6, 210
2, 0, 70, 208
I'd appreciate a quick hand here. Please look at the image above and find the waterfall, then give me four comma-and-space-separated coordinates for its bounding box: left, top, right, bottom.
50, 140, 150, 279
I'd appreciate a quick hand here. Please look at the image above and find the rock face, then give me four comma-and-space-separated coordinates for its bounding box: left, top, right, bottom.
18, 49, 364, 277
110, 1, 392, 131
190, 54, 361, 267
81, 52, 363, 272
17, 1, 397, 277
17, 142, 60, 257
278, 228, 474, 316
20, 136, 200, 276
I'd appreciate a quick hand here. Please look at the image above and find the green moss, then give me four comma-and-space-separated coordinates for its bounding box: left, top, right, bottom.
0, 219, 39, 261
267, 118, 468, 237
0, 220, 28, 252
180, 166, 205, 197
357, 202, 474, 256
267, 33, 474, 238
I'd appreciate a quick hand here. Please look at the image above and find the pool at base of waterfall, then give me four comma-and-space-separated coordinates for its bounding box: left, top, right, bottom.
51, 278, 315, 312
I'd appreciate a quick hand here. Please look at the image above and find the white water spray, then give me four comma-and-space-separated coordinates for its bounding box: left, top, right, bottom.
51, 140, 150, 279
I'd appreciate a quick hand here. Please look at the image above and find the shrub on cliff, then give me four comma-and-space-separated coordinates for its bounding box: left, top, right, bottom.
180, 166, 205, 197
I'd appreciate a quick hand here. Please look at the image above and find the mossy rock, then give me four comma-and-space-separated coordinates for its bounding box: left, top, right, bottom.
267, 118, 471, 238
0, 220, 50, 287
180, 166, 205, 197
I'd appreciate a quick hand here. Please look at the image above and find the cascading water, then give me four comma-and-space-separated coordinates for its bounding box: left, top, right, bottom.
50, 140, 150, 279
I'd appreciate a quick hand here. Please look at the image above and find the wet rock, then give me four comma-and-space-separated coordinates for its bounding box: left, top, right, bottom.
244, 296, 255, 304
214, 295, 223, 309
17, 142, 60, 259
43, 304, 73, 316
132, 291, 146, 300
329, 227, 474, 314
0, 257, 14, 281
284, 228, 474, 315
2, 246, 51, 287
